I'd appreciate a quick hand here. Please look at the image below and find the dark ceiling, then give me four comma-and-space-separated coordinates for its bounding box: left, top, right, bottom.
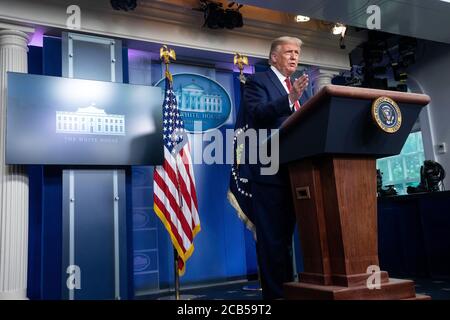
237, 0, 450, 44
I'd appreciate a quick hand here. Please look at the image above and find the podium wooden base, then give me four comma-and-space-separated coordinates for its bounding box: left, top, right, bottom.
284, 278, 430, 300
286, 157, 430, 300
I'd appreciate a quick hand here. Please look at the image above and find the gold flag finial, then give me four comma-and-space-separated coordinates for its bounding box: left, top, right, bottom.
160, 45, 176, 82
234, 52, 248, 83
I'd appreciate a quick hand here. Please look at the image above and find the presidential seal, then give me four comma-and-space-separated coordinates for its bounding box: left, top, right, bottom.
371, 96, 402, 133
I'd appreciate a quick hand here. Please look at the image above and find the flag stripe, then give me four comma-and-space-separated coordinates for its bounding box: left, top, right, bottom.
155, 165, 180, 207
153, 194, 186, 250
156, 160, 194, 232
175, 160, 193, 210
153, 184, 191, 252
154, 170, 193, 241
154, 172, 193, 244
161, 152, 181, 190
153, 183, 196, 269
179, 148, 199, 210
162, 148, 193, 213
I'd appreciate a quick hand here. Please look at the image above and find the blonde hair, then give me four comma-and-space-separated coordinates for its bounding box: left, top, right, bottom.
269, 36, 303, 65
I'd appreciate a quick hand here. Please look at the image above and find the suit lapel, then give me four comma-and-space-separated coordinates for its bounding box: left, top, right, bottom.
266, 69, 287, 98
265, 68, 309, 110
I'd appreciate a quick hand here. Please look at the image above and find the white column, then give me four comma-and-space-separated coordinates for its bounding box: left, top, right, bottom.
310, 67, 342, 94
0, 24, 33, 300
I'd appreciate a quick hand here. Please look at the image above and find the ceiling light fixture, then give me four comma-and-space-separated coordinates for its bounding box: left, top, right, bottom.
332, 23, 347, 36
295, 15, 310, 22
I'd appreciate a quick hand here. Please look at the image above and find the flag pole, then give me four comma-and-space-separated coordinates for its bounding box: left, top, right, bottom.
161, 45, 182, 300
174, 248, 181, 300
158, 45, 198, 301
233, 53, 263, 293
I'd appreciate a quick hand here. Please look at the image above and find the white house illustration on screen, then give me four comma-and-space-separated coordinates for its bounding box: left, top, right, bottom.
56, 103, 126, 136
175, 83, 223, 113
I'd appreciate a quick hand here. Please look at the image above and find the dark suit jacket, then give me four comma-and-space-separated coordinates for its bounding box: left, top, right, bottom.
241, 68, 307, 186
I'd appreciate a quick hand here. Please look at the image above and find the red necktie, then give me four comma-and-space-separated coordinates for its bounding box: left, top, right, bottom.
285, 77, 301, 111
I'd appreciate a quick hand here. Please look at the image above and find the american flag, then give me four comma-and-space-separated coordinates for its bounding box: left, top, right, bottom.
153, 77, 200, 275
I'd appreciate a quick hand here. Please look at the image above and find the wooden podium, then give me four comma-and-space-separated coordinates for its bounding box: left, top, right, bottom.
279, 85, 431, 300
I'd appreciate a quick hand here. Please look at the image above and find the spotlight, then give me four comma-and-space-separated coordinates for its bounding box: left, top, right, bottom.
339, 35, 346, 50
399, 38, 417, 56
224, 3, 244, 29
400, 52, 415, 67
377, 169, 398, 197
357, 33, 418, 91
364, 48, 384, 64
391, 62, 408, 82
373, 66, 387, 75
295, 15, 310, 22
422, 160, 446, 192
332, 23, 347, 49
196, 0, 244, 30
110, 0, 137, 11
407, 160, 446, 194
203, 1, 225, 29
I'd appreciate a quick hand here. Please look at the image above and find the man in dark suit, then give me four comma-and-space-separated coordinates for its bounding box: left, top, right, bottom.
242, 36, 309, 299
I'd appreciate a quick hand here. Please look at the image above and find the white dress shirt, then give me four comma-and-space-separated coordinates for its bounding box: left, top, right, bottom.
270, 65, 295, 110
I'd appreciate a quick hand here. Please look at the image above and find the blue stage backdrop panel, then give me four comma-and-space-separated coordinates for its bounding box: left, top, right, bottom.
28, 46, 43, 75
61, 32, 123, 83
6, 73, 164, 166
131, 166, 162, 294
43, 36, 62, 77
61, 170, 128, 300
27, 38, 63, 300
26, 43, 45, 300
41, 166, 63, 299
